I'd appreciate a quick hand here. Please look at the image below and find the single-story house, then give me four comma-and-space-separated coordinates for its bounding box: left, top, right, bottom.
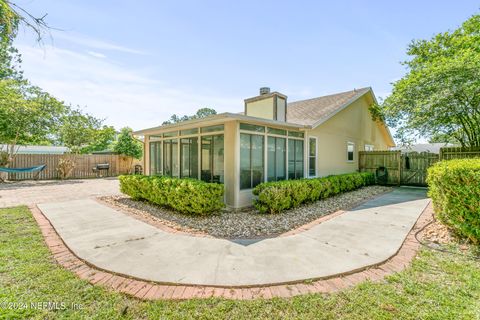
134, 87, 395, 208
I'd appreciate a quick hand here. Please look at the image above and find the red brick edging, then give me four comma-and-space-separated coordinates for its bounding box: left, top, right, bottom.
30, 202, 432, 300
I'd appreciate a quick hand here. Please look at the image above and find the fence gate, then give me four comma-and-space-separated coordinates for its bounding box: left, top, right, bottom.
400, 152, 439, 186
359, 151, 439, 186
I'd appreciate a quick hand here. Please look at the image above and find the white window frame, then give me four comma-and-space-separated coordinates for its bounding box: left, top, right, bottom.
364, 144, 374, 151
308, 136, 317, 177
347, 141, 355, 162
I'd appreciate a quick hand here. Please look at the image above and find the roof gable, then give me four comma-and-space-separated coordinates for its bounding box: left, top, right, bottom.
286, 87, 371, 127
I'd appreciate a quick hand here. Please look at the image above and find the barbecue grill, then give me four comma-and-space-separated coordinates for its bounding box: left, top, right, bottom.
93, 163, 110, 177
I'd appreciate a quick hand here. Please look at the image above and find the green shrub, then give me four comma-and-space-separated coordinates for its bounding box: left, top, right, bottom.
119, 175, 224, 215
252, 172, 375, 214
427, 159, 480, 243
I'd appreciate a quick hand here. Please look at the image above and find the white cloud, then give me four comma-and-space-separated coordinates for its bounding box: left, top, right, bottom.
52, 31, 147, 55
16, 44, 241, 131
86, 51, 107, 58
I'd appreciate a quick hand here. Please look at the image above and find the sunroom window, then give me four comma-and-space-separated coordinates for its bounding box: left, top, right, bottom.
240, 133, 264, 189
201, 134, 224, 183
149, 141, 162, 175
288, 139, 304, 179
180, 137, 198, 178
163, 139, 179, 176
267, 136, 286, 181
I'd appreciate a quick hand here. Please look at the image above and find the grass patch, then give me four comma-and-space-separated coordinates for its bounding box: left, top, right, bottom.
0, 206, 480, 319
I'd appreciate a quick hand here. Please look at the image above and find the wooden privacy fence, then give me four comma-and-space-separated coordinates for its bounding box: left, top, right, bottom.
7, 154, 135, 181
360, 147, 480, 186
439, 146, 480, 160
358, 151, 402, 185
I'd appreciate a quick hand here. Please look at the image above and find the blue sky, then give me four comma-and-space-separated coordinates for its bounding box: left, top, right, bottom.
13, 0, 479, 131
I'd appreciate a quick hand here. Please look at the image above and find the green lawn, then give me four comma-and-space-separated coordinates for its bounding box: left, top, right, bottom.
1, 206, 480, 320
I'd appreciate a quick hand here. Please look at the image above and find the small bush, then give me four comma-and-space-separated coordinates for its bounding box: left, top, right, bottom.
119, 175, 224, 215
427, 159, 480, 243
0, 151, 8, 166
253, 172, 375, 214
56, 158, 75, 179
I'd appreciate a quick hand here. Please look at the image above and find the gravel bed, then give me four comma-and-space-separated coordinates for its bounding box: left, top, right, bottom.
99, 185, 392, 239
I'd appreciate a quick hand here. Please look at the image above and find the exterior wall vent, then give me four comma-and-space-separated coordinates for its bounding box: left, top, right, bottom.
259, 87, 270, 95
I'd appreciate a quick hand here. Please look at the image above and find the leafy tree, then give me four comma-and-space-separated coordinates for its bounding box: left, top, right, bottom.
162, 107, 216, 125
0, 39, 22, 80
80, 125, 116, 154
1, 1, 52, 80
113, 127, 142, 173
113, 127, 142, 158
371, 14, 480, 147
0, 0, 50, 42
0, 80, 66, 162
57, 108, 103, 154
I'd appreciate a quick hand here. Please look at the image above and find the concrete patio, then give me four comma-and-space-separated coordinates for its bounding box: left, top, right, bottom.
0, 178, 121, 208
37, 187, 429, 287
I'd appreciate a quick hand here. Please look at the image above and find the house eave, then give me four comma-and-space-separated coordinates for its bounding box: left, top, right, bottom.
133, 113, 308, 136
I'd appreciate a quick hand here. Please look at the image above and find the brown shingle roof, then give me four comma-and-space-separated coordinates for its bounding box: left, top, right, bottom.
286, 87, 371, 126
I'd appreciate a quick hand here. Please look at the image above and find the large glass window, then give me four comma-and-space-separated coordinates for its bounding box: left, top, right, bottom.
201, 135, 224, 183
180, 138, 198, 178
240, 133, 264, 189
288, 131, 304, 138
163, 131, 178, 137
149, 142, 162, 175
201, 124, 224, 133
180, 128, 198, 136
267, 127, 287, 135
267, 136, 286, 181
240, 123, 265, 133
309, 137, 317, 177
163, 139, 178, 176
288, 139, 304, 179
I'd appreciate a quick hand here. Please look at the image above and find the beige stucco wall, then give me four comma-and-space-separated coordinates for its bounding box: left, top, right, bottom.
245, 97, 274, 120
277, 97, 286, 122
306, 95, 393, 177
223, 121, 237, 207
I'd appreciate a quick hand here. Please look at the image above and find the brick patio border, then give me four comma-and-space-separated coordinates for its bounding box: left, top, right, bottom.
30, 201, 432, 300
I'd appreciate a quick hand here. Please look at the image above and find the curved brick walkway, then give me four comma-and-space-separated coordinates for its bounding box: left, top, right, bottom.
32, 188, 431, 299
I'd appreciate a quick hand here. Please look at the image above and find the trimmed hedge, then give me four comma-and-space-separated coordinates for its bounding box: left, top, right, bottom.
252, 172, 375, 214
427, 159, 480, 243
119, 175, 224, 215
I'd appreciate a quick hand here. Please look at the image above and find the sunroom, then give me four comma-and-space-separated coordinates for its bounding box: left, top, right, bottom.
138, 113, 310, 208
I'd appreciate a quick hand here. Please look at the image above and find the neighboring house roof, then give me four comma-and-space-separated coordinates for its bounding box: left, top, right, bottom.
0, 145, 70, 155
287, 87, 371, 127
392, 143, 456, 154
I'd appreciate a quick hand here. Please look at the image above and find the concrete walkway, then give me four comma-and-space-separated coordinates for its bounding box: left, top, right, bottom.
38, 188, 428, 287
